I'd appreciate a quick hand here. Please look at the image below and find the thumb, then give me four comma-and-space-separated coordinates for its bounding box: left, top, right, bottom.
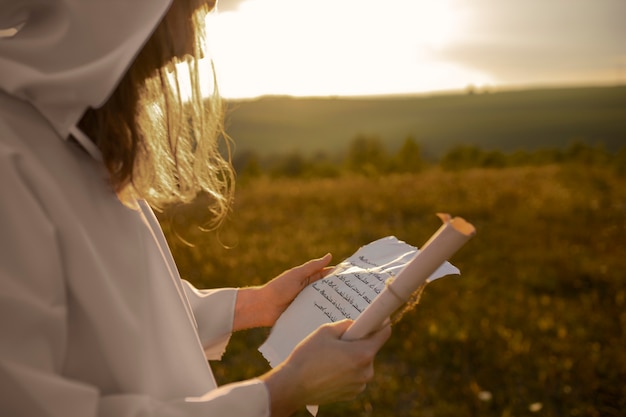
301, 253, 332, 272
361, 322, 392, 350
323, 319, 354, 338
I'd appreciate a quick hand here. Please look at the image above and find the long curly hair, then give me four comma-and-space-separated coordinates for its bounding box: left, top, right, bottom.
79, 0, 234, 228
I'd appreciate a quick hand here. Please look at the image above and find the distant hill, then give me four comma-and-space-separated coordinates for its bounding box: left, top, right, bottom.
223, 85, 626, 159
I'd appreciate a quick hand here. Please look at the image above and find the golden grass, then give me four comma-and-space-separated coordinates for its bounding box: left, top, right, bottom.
161, 164, 626, 416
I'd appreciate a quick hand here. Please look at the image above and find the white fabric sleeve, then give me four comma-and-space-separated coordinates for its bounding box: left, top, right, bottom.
181, 282, 238, 359
97, 381, 270, 417
0, 148, 270, 417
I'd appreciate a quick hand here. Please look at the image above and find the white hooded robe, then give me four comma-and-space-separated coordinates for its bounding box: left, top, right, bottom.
0, 1, 270, 415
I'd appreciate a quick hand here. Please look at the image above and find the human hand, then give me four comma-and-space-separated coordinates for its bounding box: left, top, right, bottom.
260, 319, 392, 416
233, 254, 333, 331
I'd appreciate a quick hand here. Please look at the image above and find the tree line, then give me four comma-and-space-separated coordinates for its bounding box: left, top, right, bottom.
232, 134, 626, 180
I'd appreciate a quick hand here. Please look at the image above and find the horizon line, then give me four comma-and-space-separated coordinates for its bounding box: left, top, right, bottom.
221, 80, 626, 102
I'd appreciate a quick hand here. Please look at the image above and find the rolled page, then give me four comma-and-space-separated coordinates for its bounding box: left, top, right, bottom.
341, 214, 475, 341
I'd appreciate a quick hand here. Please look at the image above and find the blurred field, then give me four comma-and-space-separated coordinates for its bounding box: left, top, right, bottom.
224, 85, 626, 159
160, 163, 626, 417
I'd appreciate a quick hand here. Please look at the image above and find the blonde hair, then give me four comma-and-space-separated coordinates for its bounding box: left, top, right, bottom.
80, 0, 233, 228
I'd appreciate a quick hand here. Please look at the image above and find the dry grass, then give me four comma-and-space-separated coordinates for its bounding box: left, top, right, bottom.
161, 164, 626, 416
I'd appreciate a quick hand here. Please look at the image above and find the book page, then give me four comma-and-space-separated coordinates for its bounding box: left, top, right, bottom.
258, 236, 460, 367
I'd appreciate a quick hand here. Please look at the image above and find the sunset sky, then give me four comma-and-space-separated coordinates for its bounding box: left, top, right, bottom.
205, 0, 626, 98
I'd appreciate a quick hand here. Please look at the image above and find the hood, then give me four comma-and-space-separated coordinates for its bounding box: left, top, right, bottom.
0, 0, 172, 138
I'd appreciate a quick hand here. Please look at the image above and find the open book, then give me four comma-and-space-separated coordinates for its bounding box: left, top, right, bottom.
259, 214, 476, 367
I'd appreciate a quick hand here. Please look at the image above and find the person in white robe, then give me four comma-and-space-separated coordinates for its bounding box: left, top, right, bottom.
0, 0, 391, 416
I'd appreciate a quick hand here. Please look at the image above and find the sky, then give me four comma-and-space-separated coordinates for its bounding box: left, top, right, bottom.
203, 0, 626, 99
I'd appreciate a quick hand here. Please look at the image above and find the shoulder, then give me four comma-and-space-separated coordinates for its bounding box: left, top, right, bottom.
1, 90, 109, 200
0, 91, 59, 164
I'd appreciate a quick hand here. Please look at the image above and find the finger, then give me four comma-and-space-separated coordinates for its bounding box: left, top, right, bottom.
296, 254, 333, 287
363, 361, 376, 382
363, 322, 392, 350
356, 383, 368, 396
320, 265, 335, 277
298, 253, 332, 276
322, 319, 353, 337
303, 265, 334, 287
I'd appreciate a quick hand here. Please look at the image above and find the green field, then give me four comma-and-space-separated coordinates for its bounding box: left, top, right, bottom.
160, 163, 626, 416
224, 85, 626, 160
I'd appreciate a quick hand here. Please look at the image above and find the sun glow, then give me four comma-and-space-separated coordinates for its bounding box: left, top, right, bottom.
204, 0, 493, 98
